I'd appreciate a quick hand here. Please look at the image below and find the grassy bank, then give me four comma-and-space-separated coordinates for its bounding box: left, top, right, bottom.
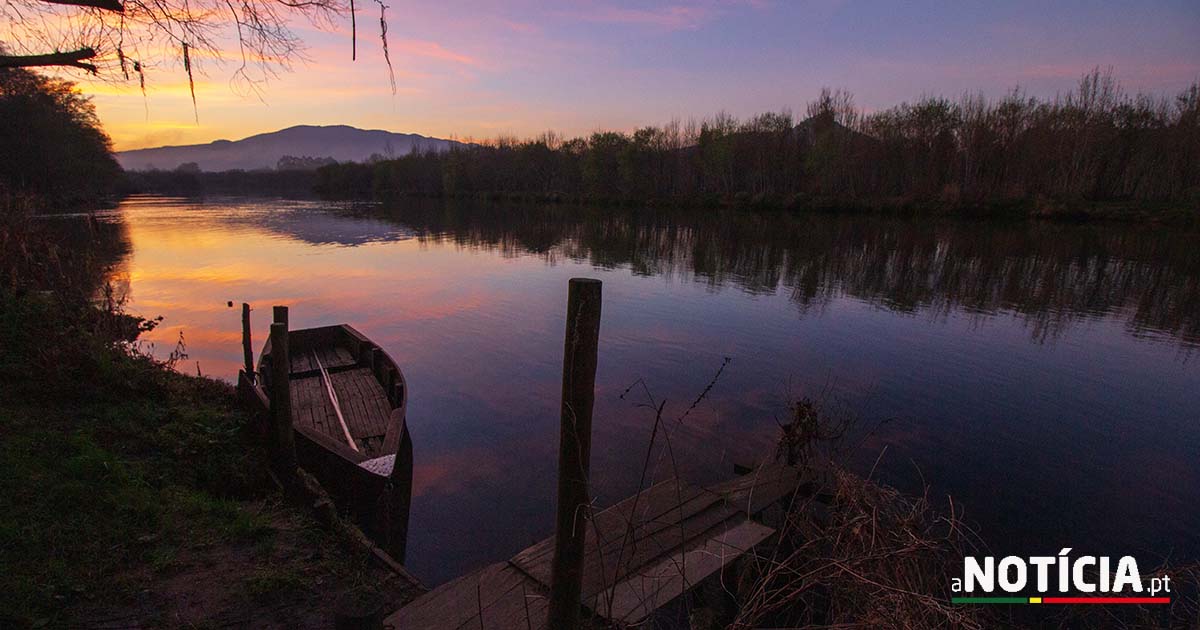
0, 217, 417, 627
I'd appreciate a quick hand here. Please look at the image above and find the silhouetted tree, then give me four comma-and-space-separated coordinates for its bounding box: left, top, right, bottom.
0, 67, 120, 206
0, 0, 342, 92
315, 70, 1199, 218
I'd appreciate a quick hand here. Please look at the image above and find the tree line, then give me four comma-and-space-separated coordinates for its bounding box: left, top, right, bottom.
0, 67, 121, 209
315, 71, 1200, 217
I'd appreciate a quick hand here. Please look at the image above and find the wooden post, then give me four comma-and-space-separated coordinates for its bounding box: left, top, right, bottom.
241, 303, 254, 381
269, 320, 297, 481
273, 305, 289, 328
548, 278, 602, 630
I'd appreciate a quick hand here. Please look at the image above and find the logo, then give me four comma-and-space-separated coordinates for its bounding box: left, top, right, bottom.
951, 549, 1171, 605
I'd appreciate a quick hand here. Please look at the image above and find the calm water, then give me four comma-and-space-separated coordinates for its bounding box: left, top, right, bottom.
78, 196, 1200, 585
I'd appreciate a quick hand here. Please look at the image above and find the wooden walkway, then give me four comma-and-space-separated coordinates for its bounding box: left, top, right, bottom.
388, 462, 808, 630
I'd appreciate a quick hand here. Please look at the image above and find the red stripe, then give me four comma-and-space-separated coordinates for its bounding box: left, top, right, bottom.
1041, 597, 1170, 605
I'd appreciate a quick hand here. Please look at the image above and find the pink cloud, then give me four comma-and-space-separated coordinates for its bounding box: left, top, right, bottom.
562, 0, 773, 32
500, 18, 540, 34
393, 39, 479, 65
571, 4, 716, 31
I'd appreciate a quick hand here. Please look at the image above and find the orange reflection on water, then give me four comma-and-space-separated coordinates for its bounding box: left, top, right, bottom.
96, 196, 1200, 588
119, 201, 528, 380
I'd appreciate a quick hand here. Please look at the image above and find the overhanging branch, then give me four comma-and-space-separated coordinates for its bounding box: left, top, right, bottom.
39, 0, 124, 11
0, 48, 99, 73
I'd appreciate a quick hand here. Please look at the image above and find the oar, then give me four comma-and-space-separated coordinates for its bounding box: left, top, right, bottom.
314, 351, 358, 452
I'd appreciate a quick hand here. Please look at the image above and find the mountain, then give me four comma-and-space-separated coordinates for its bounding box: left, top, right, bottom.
115, 125, 463, 172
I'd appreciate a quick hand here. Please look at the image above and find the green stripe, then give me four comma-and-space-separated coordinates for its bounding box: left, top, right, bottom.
952, 597, 1028, 604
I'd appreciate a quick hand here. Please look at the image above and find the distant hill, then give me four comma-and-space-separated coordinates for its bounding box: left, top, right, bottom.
116, 125, 463, 172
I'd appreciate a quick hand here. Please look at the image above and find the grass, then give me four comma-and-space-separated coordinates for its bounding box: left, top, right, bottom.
0, 274, 413, 627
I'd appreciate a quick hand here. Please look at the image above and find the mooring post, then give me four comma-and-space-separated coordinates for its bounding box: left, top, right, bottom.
269, 314, 297, 482
548, 278, 602, 630
273, 305, 289, 329
241, 303, 254, 381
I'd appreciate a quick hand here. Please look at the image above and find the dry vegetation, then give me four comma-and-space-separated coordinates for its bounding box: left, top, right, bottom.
715, 397, 1200, 630
731, 467, 986, 629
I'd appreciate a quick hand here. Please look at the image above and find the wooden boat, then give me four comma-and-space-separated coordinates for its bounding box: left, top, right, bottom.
240, 324, 413, 562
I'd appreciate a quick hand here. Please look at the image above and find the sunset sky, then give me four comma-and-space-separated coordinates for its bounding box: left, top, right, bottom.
73, 0, 1200, 152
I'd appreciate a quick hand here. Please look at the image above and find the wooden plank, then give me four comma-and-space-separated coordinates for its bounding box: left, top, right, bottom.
581, 501, 739, 600
305, 378, 329, 436
289, 351, 313, 375
353, 370, 392, 438
290, 377, 322, 434
317, 346, 336, 369
350, 371, 379, 436
459, 572, 549, 630
511, 477, 739, 602
705, 462, 804, 516
320, 379, 340, 441
346, 377, 374, 440
291, 379, 313, 432
335, 345, 356, 367
511, 479, 684, 575
385, 562, 547, 630
512, 478, 715, 584
308, 378, 324, 434
295, 424, 370, 464
331, 370, 364, 436
314, 351, 357, 453
328, 368, 390, 441
321, 345, 357, 370
595, 520, 775, 623
368, 394, 392, 438
381, 409, 405, 454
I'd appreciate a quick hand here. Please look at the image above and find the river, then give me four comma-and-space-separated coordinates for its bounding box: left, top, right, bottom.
72, 195, 1200, 585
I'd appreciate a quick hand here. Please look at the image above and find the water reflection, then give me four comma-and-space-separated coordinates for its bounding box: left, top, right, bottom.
344, 202, 1200, 348
36, 211, 134, 304
72, 197, 1200, 586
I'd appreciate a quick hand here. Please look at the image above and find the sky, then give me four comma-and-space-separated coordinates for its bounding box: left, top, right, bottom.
70, 0, 1200, 152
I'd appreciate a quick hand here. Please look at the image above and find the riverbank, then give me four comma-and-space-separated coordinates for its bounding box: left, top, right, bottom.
371, 189, 1200, 227
0, 217, 420, 627
121, 168, 1200, 227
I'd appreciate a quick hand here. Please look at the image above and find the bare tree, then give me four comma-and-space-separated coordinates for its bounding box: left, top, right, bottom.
1, 0, 346, 92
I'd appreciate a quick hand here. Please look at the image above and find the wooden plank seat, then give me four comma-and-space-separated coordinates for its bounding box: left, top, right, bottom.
290, 367, 393, 456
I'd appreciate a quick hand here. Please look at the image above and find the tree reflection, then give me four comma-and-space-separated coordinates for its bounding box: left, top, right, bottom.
354, 201, 1200, 346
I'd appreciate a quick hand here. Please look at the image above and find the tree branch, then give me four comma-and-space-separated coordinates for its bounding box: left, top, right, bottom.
38, 0, 124, 12
0, 48, 99, 73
